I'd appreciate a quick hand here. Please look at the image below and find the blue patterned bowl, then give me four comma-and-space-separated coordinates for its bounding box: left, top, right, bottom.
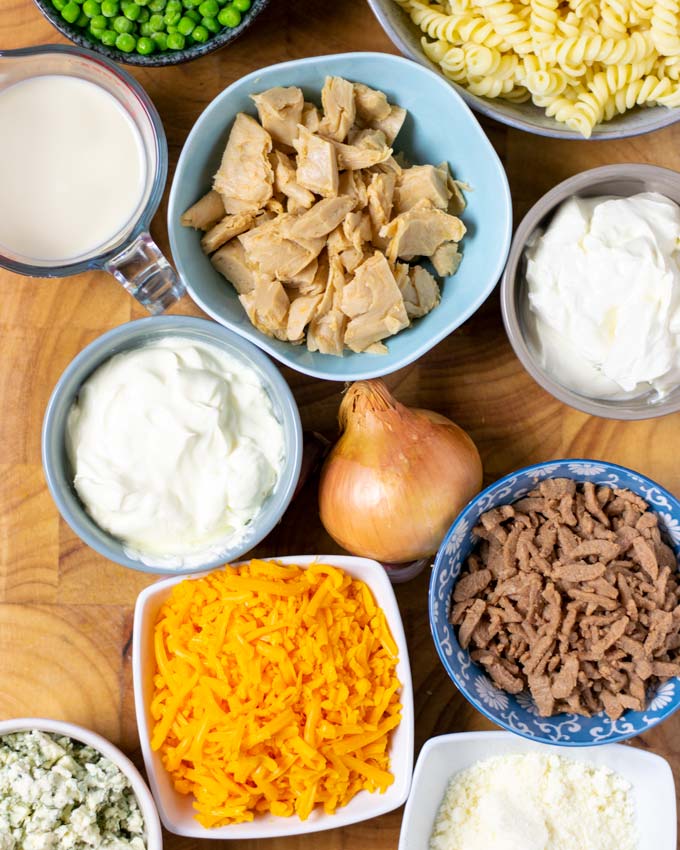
430, 458, 680, 746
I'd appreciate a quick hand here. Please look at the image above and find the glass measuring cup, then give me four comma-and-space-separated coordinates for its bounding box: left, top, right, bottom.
0, 44, 184, 314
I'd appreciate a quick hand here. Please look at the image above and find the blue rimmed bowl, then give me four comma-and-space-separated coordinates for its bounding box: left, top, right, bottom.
42, 316, 302, 575
430, 458, 680, 746
168, 51, 512, 381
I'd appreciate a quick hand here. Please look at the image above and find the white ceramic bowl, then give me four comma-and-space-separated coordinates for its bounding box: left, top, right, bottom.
0, 717, 163, 850
399, 731, 677, 850
133, 554, 415, 839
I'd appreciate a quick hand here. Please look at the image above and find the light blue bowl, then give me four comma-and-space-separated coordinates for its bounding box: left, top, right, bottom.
167, 52, 512, 381
430, 459, 680, 746
42, 316, 303, 575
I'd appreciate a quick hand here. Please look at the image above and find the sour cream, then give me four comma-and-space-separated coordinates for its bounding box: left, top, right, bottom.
66, 337, 285, 567
525, 192, 680, 400
0, 75, 145, 262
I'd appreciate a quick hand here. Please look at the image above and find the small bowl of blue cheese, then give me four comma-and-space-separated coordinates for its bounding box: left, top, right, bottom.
0, 717, 162, 850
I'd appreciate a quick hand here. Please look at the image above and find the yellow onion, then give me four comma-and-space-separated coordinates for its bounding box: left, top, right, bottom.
318, 379, 483, 563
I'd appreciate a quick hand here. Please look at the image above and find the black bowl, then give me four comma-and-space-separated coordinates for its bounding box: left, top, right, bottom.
32, 0, 270, 66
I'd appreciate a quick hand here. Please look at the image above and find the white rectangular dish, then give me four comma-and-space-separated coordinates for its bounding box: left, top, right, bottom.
399, 731, 676, 850
133, 554, 414, 839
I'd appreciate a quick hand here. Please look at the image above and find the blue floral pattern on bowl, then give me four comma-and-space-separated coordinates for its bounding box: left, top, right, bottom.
430, 458, 680, 746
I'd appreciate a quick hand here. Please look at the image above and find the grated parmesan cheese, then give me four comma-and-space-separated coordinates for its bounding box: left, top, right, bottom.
429, 752, 638, 850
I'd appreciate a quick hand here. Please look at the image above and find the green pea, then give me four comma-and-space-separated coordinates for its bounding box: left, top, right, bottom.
61, 3, 80, 22
166, 22, 177, 31
101, 0, 118, 15
61, 1, 83, 20
164, 9, 180, 24
198, 0, 217, 15
152, 29, 168, 48
82, 0, 100, 14
51, 0, 68, 10
146, 12, 162, 28
176, 14, 194, 33
136, 34, 155, 52
147, 0, 165, 9
217, 4, 240, 26
75, 10, 88, 23
139, 20, 154, 34
113, 13, 134, 30
232, 0, 249, 9
115, 31, 136, 50
189, 22, 208, 41
166, 30, 185, 48
90, 23, 105, 37
90, 11, 107, 25
122, 2, 140, 18
101, 27, 117, 42
165, 0, 181, 10
181, 0, 200, 7
184, 8, 198, 20
201, 14, 219, 31
134, 0, 150, 4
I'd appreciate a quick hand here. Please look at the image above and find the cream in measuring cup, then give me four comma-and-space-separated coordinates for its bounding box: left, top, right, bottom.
0, 74, 145, 262
0, 45, 183, 314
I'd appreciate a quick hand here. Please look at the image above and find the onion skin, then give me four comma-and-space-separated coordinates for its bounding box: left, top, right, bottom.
318, 380, 483, 564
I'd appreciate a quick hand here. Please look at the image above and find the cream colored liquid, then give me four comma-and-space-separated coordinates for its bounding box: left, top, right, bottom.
0, 74, 146, 262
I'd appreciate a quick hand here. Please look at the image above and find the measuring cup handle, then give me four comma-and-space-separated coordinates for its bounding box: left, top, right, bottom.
104, 231, 185, 314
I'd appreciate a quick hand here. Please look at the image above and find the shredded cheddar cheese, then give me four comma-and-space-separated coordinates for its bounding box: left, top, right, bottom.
150, 559, 402, 827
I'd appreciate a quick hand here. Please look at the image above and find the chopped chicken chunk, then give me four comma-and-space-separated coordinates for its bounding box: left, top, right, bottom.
368, 104, 407, 144
394, 163, 452, 215
367, 172, 396, 248
181, 190, 226, 230
239, 213, 324, 282
341, 252, 409, 352
201, 211, 256, 253
338, 169, 368, 208
287, 196, 356, 239
287, 292, 323, 341
239, 279, 290, 339
404, 265, 441, 318
294, 125, 339, 197
213, 113, 274, 214
302, 101, 321, 133
307, 255, 348, 355
432, 241, 462, 276
353, 82, 391, 123
381, 199, 466, 263
332, 129, 393, 170
319, 76, 356, 142
211, 240, 259, 294
271, 150, 315, 212
251, 86, 304, 148
285, 258, 318, 288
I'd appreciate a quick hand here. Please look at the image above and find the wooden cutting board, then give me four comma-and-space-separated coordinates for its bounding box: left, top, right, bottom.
1, 0, 679, 846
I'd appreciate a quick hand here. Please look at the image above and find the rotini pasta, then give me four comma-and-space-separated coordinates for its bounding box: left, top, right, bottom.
397, 0, 680, 135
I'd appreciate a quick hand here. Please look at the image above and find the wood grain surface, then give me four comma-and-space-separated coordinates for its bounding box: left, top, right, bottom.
2, 0, 680, 846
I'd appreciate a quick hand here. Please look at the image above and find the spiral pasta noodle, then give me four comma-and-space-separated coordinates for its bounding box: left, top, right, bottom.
397, 0, 680, 135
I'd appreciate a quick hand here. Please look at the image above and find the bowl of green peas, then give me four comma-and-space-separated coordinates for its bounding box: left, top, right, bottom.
33, 0, 267, 64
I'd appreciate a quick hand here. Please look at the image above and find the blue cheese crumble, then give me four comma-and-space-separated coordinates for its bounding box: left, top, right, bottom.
0, 730, 147, 850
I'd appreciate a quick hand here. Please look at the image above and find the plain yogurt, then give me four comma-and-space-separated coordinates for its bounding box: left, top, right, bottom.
66, 337, 285, 567
524, 192, 680, 400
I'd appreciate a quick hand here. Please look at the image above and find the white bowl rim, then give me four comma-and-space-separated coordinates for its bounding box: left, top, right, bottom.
0, 716, 163, 850
366, 0, 680, 140
168, 50, 512, 381
132, 553, 415, 838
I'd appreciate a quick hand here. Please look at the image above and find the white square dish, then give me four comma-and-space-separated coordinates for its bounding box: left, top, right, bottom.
133, 554, 414, 839
399, 731, 676, 850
